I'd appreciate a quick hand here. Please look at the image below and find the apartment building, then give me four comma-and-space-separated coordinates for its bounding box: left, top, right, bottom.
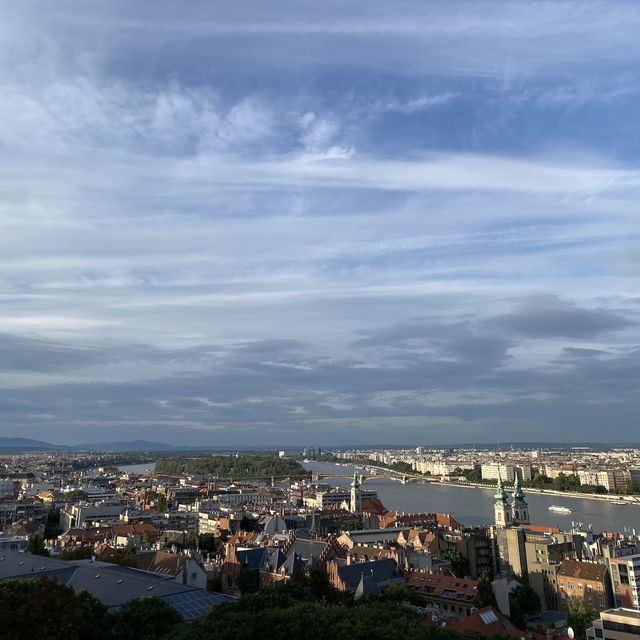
588, 609, 640, 640
557, 560, 611, 614
609, 554, 640, 610
481, 464, 516, 482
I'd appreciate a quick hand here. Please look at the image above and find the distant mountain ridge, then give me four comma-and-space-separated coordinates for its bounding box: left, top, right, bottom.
0, 437, 180, 452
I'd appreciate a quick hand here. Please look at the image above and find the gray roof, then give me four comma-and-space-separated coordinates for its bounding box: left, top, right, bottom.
338, 558, 404, 592
354, 571, 378, 600
342, 529, 405, 544
0, 550, 231, 618
280, 552, 304, 576
236, 547, 269, 571
286, 539, 328, 566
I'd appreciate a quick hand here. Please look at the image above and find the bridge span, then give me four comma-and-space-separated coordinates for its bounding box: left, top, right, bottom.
311, 471, 418, 485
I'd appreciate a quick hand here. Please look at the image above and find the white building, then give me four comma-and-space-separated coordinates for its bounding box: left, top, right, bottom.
481, 463, 516, 483
588, 609, 640, 640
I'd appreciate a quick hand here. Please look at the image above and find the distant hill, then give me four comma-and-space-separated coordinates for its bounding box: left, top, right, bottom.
0, 437, 66, 451
73, 440, 180, 452
0, 437, 180, 452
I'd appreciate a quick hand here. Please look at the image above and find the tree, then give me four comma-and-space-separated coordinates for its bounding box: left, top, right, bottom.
239, 515, 256, 533
101, 544, 136, 567
60, 546, 94, 561
44, 508, 62, 539
166, 571, 431, 640
156, 494, 167, 512
618, 479, 635, 496
237, 569, 260, 595
509, 581, 541, 629
109, 597, 182, 640
437, 548, 470, 577
391, 461, 414, 474
477, 572, 497, 608
155, 455, 307, 480
185, 532, 197, 550
198, 533, 216, 554
0, 578, 109, 640
27, 533, 50, 557
567, 597, 595, 639
370, 581, 424, 607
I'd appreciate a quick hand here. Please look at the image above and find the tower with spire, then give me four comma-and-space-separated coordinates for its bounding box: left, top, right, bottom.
511, 474, 529, 525
350, 471, 362, 516
494, 473, 512, 528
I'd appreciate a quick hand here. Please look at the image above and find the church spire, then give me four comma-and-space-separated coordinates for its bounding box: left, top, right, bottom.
512, 473, 529, 525
351, 471, 362, 515
494, 472, 512, 528
494, 472, 507, 502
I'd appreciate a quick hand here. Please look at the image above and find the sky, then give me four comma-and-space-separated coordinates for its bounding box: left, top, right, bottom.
1, 1, 640, 446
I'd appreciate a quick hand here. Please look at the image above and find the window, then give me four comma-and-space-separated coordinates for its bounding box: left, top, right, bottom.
587, 585, 592, 594
569, 582, 574, 589
578, 584, 583, 590
619, 565, 630, 585
559, 581, 564, 588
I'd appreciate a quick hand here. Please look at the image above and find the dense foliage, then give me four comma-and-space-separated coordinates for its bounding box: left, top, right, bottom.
567, 596, 595, 639
168, 571, 436, 640
26, 534, 50, 557
453, 467, 482, 482
353, 457, 415, 475
0, 573, 510, 640
0, 578, 110, 640
110, 598, 183, 640
60, 546, 94, 561
436, 547, 470, 577
0, 579, 182, 640
508, 579, 541, 630
523, 473, 609, 494
476, 572, 498, 608
155, 455, 307, 479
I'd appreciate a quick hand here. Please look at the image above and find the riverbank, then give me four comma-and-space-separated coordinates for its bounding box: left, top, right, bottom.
304, 461, 640, 532
344, 461, 640, 506
426, 479, 640, 506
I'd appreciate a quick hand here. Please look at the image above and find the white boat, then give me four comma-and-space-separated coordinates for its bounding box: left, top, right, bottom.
611, 500, 627, 505
549, 505, 572, 514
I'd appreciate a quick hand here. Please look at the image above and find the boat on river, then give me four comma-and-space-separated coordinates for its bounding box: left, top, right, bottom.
549, 505, 572, 514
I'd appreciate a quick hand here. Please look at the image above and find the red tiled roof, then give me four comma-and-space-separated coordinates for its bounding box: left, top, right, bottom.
361, 498, 388, 516
447, 606, 541, 639
407, 571, 479, 601
524, 525, 561, 534
557, 560, 607, 582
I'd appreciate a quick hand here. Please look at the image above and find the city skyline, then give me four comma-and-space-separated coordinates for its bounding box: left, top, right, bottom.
2, 2, 640, 445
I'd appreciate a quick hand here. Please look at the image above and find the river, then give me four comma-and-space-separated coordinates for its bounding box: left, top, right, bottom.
302, 461, 640, 534
118, 462, 157, 474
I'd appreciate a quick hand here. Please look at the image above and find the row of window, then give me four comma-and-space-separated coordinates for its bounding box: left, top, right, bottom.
603, 620, 640, 634
558, 581, 602, 593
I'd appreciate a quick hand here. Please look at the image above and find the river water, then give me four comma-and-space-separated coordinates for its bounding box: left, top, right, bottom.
118, 462, 157, 474
302, 461, 640, 534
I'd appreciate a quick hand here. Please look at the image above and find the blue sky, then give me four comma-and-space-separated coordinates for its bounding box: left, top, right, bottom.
1, 1, 640, 446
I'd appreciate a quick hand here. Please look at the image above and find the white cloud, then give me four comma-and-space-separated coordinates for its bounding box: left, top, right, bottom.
0, 0, 639, 443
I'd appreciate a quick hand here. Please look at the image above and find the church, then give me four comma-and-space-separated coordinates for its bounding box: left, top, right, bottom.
493, 474, 530, 577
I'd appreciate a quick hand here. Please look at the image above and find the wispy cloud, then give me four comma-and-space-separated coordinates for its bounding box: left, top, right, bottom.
0, 1, 639, 444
